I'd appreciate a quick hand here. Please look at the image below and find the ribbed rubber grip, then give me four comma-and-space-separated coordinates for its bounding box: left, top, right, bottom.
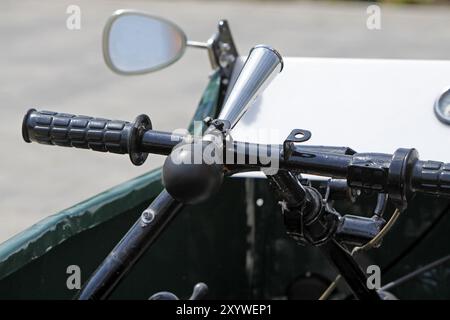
22, 109, 152, 165
412, 160, 450, 196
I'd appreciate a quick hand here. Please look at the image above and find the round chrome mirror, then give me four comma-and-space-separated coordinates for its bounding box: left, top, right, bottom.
103, 10, 187, 75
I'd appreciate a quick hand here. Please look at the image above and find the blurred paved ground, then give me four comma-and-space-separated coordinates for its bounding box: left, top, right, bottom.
1, 0, 450, 243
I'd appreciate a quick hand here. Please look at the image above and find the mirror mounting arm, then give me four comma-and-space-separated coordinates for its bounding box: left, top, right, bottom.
186, 40, 209, 49
207, 20, 238, 80
204, 20, 239, 110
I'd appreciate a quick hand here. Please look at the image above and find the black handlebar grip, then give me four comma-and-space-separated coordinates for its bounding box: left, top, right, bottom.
411, 160, 450, 197
22, 109, 152, 166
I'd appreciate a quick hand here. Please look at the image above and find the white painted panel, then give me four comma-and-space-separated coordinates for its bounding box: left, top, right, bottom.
231, 58, 450, 163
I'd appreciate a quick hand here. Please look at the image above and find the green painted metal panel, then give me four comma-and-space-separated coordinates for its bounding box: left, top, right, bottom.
0, 178, 249, 299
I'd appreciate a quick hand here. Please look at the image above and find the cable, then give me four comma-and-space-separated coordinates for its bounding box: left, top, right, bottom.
382, 203, 450, 274
381, 254, 450, 291
319, 208, 401, 300
353, 208, 401, 253
318, 274, 341, 300
320, 201, 450, 299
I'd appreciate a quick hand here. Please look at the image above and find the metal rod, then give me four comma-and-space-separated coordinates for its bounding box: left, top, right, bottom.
138, 127, 355, 179
77, 190, 183, 300
225, 141, 351, 178
320, 240, 381, 300
268, 170, 306, 207
381, 254, 450, 291
186, 40, 209, 49
374, 193, 388, 217
265, 170, 378, 299
138, 130, 381, 186
281, 150, 351, 178
140, 130, 184, 156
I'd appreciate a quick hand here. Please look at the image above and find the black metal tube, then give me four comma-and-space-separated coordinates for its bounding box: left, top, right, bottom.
77, 190, 183, 300
138, 129, 357, 178
224, 141, 281, 169
140, 130, 184, 156
320, 240, 381, 300
335, 215, 384, 246
281, 151, 351, 178
139, 130, 450, 203
225, 141, 352, 178
268, 171, 306, 207
268, 170, 377, 298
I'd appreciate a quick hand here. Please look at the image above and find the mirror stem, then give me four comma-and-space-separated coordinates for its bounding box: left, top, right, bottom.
187, 40, 209, 49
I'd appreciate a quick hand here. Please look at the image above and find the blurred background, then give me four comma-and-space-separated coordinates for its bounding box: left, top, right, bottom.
1, 0, 450, 243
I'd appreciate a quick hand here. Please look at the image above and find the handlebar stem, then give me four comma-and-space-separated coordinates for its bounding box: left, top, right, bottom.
267, 170, 380, 300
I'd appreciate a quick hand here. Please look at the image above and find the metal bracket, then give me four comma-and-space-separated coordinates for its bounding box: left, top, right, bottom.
207, 20, 239, 80
203, 117, 231, 134
283, 129, 312, 160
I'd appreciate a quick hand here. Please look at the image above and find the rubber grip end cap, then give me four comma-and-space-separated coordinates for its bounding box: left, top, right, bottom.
22, 108, 36, 143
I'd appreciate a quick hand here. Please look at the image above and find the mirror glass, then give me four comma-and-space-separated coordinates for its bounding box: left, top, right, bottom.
104, 11, 187, 74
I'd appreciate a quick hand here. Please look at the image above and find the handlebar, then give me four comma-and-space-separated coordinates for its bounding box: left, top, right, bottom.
22, 109, 450, 205
22, 109, 152, 165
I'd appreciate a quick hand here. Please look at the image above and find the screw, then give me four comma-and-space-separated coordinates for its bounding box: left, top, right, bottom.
141, 210, 155, 224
